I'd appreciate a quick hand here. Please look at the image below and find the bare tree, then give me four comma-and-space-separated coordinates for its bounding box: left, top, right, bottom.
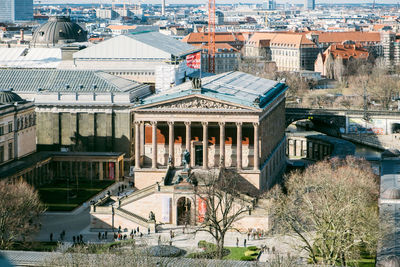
195, 168, 250, 259
267, 157, 380, 266
0, 179, 45, 249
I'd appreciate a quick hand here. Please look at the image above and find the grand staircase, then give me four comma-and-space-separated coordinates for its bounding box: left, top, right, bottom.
114, 207, 149, 228
119, 184, 156, 206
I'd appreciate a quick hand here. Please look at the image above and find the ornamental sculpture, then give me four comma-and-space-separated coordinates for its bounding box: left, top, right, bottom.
154, 98, 241, 110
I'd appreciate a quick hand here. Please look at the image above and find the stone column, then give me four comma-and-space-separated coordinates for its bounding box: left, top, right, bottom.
219, 122, 225, 168
168, 121, 174, 165
115, 160, 120, 181
151, 121, 158, 169
236, 122, 242, 170
140, 122, 145, 161
134, 121, 141, 169
202, 122, 208, 169
185, 121, 191, 167
253, 122, 259, 171
99, 162, 103, 180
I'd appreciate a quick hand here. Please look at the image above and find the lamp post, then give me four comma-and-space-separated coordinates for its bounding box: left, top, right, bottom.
112, 204, 115, 233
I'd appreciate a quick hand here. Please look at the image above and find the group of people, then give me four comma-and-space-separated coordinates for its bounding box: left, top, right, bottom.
98, 231, 108, 240
73, 235, 84, 244
247, 229, 266, 240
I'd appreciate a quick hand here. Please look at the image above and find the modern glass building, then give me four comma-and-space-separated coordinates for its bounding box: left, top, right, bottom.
305, 0, 315, 10
0, 0, 33, 22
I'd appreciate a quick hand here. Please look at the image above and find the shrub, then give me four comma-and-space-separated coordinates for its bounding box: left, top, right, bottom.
247, 246, 258, 251
244, 250, 258, 257
240, 255, 255, 261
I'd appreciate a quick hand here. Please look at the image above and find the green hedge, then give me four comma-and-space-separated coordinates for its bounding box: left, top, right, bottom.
247, 246, 258, 251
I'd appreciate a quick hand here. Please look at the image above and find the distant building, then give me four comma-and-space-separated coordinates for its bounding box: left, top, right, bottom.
305, 0, 315, 10
59, 32, 199, 92
182, 32, 247, 51
0, 90, 36, 165
0, 0, 33, 22
199, 43, 239, 74
315, 44, 369, 77
31, 16, 87, 47
96, 9, 118, 20
262, 0, 276, 10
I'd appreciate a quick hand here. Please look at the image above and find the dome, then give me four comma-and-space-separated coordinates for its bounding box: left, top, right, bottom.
32, 16, 87, 46
382, 187, 400, 200
0, 89, 24, 104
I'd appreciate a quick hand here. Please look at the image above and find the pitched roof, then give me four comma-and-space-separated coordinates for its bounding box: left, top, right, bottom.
141, 71, 287, 109
313, 31, 381, 44
325, 44, 369, 60
0, 69, 149, 94
0, 47, 61, 68
74, 32, 199, 59
107, 25, 138, 30
270, 34, 316, 48
191, 43, 238, 52
182, 32, 246, 44
128, 31, 199, 57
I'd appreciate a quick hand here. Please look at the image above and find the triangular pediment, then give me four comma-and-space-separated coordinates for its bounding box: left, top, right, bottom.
137, 95, 259, 112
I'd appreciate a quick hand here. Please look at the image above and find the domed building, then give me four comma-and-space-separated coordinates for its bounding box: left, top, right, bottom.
0, 89, 36, 164
0, 89, 25, 105
31, 16, 87, 47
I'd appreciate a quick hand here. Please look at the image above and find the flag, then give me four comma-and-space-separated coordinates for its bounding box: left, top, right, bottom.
186, 52, 201, 69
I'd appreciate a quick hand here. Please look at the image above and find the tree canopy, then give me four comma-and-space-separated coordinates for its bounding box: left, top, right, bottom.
0, 179, 45, 249
267, 157, 380, 266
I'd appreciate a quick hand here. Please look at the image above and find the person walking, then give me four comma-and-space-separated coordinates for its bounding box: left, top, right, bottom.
158, 235, 161, 245
236, 237, 239, 247
148, 228, 150, 235
244, 239, 247, 248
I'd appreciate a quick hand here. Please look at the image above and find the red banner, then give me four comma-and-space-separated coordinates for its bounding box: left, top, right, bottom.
109, 162, 115, 180
198, 198, 207, 223
186, 52, 201, 69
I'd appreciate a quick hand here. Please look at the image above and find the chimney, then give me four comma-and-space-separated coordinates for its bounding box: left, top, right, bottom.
162, 0, 165, 16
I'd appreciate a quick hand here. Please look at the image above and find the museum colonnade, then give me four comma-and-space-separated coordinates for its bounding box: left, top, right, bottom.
134, 120, 260, 171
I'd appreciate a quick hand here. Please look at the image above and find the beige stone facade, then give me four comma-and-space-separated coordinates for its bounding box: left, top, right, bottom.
0, 95, 36, 165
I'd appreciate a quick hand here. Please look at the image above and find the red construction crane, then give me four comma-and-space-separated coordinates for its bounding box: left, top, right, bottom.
208, 0, 216, 73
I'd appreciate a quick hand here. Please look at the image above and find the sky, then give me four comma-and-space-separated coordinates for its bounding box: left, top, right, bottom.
39, 0, 400, 4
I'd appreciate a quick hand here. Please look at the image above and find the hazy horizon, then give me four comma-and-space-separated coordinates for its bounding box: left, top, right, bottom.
34, 0, 400, 5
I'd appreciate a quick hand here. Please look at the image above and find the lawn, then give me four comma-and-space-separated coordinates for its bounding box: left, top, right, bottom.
223, 247, 248, 260
38, 179, 115, 211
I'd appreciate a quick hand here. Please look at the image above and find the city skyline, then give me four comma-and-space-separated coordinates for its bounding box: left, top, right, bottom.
34, 0, 399, 5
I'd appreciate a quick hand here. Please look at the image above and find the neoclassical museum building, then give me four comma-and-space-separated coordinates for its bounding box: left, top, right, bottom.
132, 72, 287, 191
90, 71, 287, 231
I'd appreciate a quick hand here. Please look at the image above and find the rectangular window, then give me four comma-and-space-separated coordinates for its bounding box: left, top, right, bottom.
8, 122, 12, 133
0, 125, 3, 136
8, 143, 12, 160
0, 146, 3, 163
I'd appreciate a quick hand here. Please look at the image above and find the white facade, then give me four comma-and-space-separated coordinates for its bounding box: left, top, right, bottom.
60, 33, 198, 91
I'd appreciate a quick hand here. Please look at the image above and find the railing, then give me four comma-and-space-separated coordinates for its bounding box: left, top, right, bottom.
286, 107, 400, 117
119, 184, 155, 206
115, 207, 149, 227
